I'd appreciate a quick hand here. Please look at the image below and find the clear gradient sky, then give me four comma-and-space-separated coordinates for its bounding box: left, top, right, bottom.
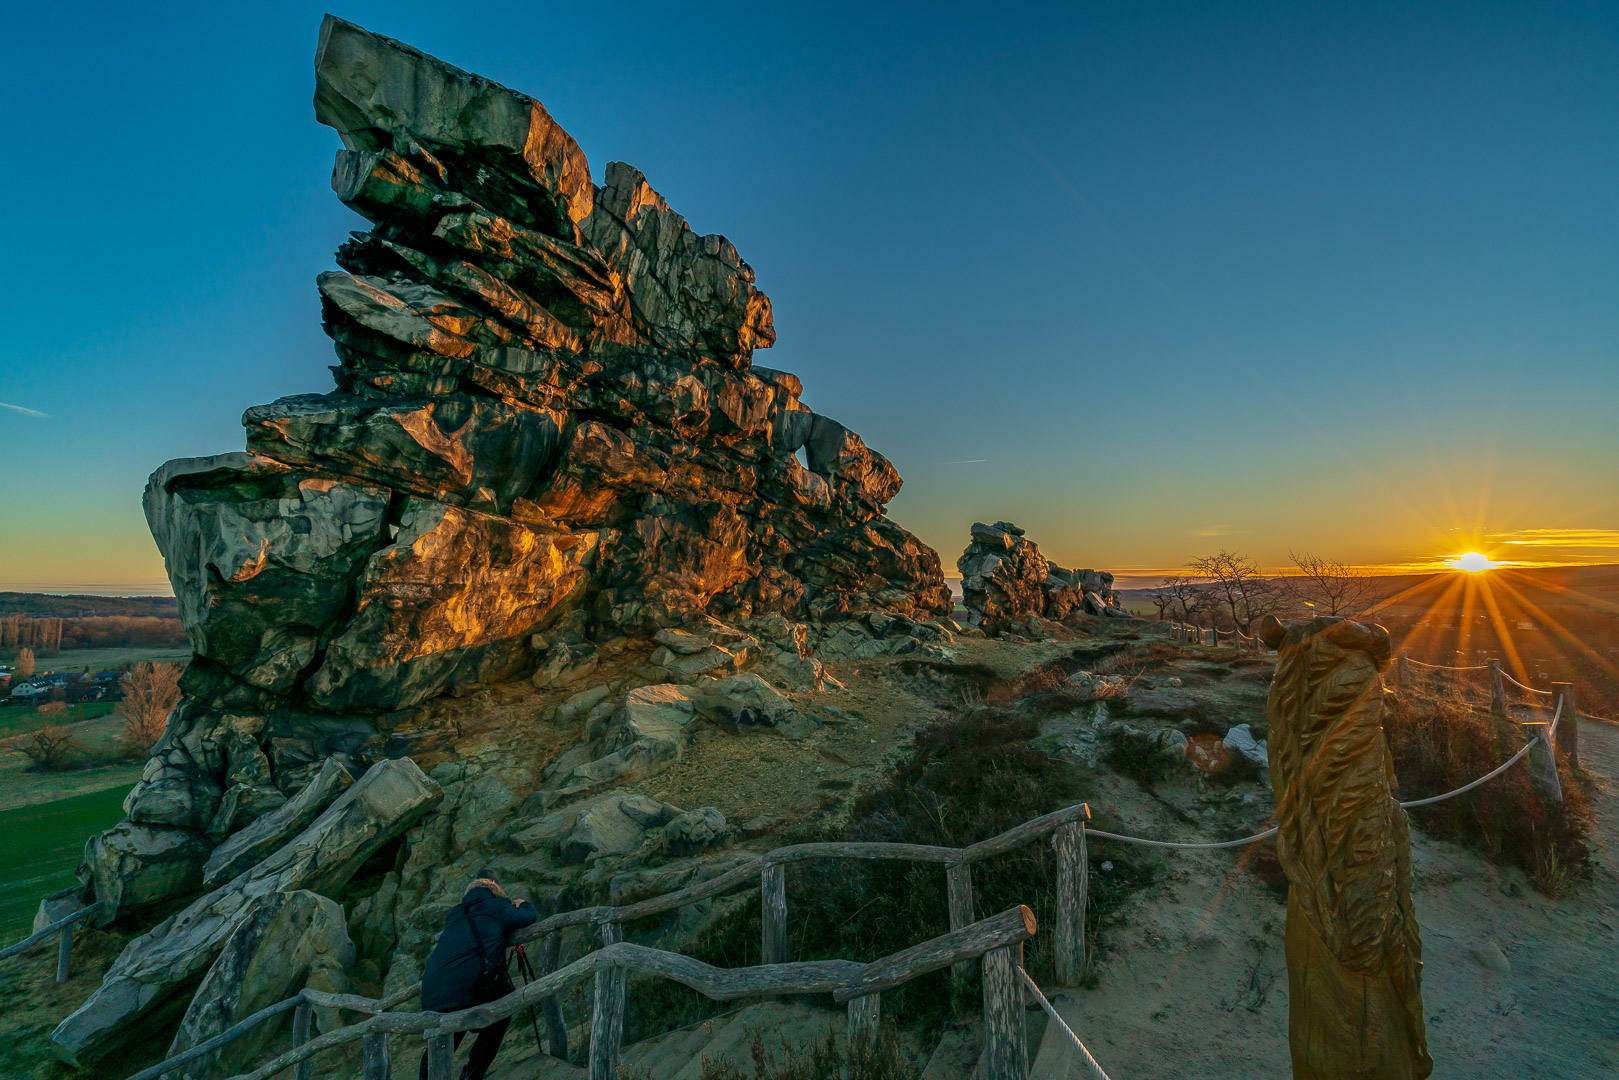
1, 1, 1615, 592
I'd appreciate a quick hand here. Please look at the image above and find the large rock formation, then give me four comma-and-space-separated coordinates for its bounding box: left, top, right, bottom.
147, 15, 947, 722
83, 14, 952, 926
956, 522, 1126, 631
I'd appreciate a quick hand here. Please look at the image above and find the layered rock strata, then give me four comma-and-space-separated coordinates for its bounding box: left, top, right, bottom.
89, 15, 951, 926
957, 521, 1127, 631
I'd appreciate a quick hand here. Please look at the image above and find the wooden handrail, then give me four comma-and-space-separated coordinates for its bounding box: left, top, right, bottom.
120, 797, 1096, 1080
216, 906, 1036, 1080
0, 902, 103, 961
513, 801, 1090, 942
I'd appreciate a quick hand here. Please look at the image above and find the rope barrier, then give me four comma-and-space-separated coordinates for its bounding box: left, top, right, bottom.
1018, 967, 1112, 1080
1399, 699, 1562, 809
1089, 698, 1564, 848
1501, 671, 1554, 696
1406, 658, 1488, 672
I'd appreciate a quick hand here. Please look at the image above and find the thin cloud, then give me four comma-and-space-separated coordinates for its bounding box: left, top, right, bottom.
945, 458, 988, 464
0, 401, 48, 418
1491, 528, 1619, 549
1192, 525, 1234, 537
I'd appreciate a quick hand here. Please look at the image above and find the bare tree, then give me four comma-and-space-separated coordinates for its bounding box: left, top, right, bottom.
1148, 581, 1177, 620
20, 702, 78, 771
118, 662, 182, 754
1161, 575, 1214, 623
1287, 551, 1379, 616
13, 646, 35, 680
1187, 550, 1283, 630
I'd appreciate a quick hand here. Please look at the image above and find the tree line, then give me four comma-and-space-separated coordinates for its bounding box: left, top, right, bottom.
1149, 550, 1381, 628
1, 615, 188, 655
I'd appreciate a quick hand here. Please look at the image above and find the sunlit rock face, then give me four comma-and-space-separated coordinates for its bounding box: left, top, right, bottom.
144, 14, 950, 719
957, 521, 1126, 631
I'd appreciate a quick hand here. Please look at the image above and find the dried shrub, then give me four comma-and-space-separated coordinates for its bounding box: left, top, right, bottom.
627, 708, 1158, 1041
20, 703, 78, 771
1102, 726, 1174, 787
117, 662, 182, 754
1384, 692, 1592, 895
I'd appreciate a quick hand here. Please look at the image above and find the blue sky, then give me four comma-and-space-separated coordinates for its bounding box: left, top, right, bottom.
1, 1, 1615, 590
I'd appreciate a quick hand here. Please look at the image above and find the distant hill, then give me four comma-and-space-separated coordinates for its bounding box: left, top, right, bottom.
0, 593, 179, 619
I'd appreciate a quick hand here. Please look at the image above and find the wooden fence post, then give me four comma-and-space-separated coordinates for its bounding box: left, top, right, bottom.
1398, 653, 1411, 686
1053, 821, 1088, 986
946, 863, 974, 989
362, 1032, 391, 1080
292, 1000, 313, 1080
424, 1031, 453, 1080
1523, 721, 1564, 803
760, 863, 787, 966
590, 923, 625, 1080
847, 993, 881, 1062
540, 931, 567, 1059
55, 922, 73, 984
981, 943, 1027, 1080
1552, 682, 1580, 768
1487, 659, 1507, 716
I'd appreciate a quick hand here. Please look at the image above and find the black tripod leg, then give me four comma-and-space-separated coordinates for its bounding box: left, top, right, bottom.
513, 947, 545, 1056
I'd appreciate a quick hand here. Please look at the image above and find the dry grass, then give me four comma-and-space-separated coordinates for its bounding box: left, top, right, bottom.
1385, 692, 1593, 895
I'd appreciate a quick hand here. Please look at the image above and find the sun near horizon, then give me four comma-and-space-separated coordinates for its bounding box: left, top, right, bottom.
1455, 551, 1494, 572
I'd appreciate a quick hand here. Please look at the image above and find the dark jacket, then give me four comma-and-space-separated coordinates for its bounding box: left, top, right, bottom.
420, 887, 538, 1012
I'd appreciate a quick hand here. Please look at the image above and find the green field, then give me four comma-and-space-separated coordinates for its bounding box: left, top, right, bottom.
25, 645, 191, 674
0, 784, 132, 942
0, 702, 116, 738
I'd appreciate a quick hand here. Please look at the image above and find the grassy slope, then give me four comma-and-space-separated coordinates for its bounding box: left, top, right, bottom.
0, 785, 131, 941
18, 645, 191, 673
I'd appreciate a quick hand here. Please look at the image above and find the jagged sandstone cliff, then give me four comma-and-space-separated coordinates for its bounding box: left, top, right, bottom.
90, 15, 954, 925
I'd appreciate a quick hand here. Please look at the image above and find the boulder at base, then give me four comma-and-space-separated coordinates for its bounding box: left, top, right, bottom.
51, 757, 439, 1066
167, 890, 354, 1080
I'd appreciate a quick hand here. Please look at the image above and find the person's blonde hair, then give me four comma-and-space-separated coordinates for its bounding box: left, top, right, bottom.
464, 877, 507, 899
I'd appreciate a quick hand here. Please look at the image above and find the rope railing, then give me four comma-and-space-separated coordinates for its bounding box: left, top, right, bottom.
1019, 967, 1111, 1080
1501, 670, 1554, 696
1406, 657, 1488, 672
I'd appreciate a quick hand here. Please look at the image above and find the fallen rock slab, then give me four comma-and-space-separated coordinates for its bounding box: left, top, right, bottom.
166, 889, 354, 1080
202, 758, 354, 888
51, 757, 439, 1066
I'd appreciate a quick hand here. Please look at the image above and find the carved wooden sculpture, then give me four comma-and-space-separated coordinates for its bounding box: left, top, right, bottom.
1259, 616, 1433, 1080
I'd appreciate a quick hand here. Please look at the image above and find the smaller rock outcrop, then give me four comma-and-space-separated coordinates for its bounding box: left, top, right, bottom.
52, 758, 439, 1066
956, 521, 1127, 631
166, 889, 354, 1080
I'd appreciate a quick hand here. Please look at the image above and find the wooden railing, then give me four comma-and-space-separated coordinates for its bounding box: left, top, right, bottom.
196, 906, 1039, 1080
117, 801, 1095, 1080
0, 901, 102, 984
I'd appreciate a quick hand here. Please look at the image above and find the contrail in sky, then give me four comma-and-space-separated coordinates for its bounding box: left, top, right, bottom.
946, 459, 987, 464
0, 401, 48, 418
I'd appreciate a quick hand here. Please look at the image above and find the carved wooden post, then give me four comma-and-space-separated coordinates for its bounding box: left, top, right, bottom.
1053, 821, 1088, 986
590, 923, 625, 1080
362, 1032, 391, 1080
55, 922, 73, 984
1552, 682, 1580, 767
760, 863, 787, 965
847, 992, 881, 1062
1487, 659, 1507, 716
946, 863, 974, 988
981, 943, 1027, 1080
1398, 653, 1411, 686
423, 1031, 453, 1080
541, 931, 568, 1059
292, 1000, 313, 1080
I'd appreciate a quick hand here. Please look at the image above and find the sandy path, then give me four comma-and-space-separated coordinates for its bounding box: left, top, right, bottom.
1044, 719, 1619, 1078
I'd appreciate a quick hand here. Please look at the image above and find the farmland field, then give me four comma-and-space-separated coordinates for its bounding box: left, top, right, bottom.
0, 784, 131, 941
